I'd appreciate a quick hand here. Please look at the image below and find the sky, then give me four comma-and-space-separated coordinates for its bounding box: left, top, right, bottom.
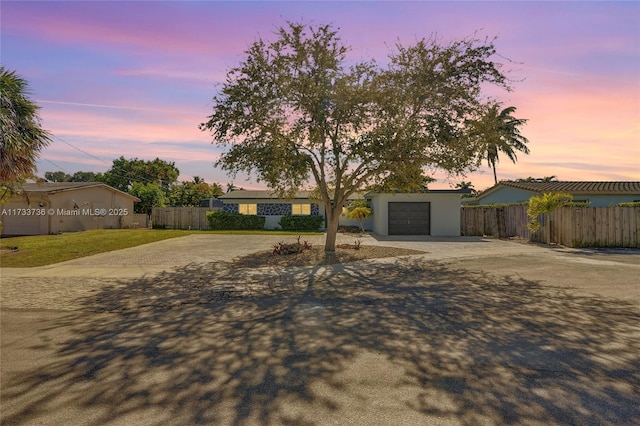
2, 1, 639, 192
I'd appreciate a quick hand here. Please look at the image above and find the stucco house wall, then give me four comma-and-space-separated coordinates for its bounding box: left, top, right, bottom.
218, 191, 323, 230
576, 194, 639, 207
473, 187, 537, 205
219, 189, 464, 235
218, 190, 374, 231
1, 183, 139, 236
337, 208, 374, 230
368, 192, 463, 236
468, 181, 640, 207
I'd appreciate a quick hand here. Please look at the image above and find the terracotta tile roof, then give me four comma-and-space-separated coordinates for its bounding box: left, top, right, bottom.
498, 181, 640, 194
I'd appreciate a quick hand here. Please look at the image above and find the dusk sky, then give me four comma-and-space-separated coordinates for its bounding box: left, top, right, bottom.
2, 1, 639, 191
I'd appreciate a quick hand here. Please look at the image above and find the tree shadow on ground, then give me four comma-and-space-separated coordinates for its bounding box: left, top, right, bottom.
3, 258, 640, 425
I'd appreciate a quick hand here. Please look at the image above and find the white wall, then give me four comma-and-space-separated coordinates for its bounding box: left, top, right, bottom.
369, 192, 462, 236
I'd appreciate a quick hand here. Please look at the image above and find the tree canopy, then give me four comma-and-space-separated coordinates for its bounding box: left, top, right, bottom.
130, 182, 168, 215
0, 66, 51, 194
44, 171, 99, 182
200, 22, 515, 250
170, 177, 218, 207
98, 156, 179, 195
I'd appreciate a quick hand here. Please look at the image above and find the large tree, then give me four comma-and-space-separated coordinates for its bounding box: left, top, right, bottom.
44, 171, 72, 182
98, 156, 179, 195
0, 67, 51, 193
473, 103, 530, 184
170, 177, 216, 207
201, 23, 512, 251
129, 181, 168, 215
44, 170, 100, 182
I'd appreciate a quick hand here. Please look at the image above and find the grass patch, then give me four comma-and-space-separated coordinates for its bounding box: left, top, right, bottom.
0, 229, 323, 268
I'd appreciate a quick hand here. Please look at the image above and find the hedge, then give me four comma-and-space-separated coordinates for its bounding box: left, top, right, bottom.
206, 211, 265, 230
618, 201, 640, 207
279, 215, 324, 231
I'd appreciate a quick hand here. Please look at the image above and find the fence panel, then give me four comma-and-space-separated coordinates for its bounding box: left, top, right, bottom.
461, 205, 639, 248
151, 207, 221, 230
461, 205, 530, 239
120, 213, 149, 229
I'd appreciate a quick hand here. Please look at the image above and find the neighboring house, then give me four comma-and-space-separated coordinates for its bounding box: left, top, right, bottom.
219, 189, 468, 236
218, 190, 330, 230
200, 198, 224, 208
1, 182, 140, 236
464, 181, 640, 207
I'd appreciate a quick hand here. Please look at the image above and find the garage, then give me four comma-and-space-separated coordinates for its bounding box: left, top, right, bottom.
388, 202, 430, 235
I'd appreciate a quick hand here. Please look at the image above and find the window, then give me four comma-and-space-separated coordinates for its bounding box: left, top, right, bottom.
291, 204, 311, 215
238, 204, 257, 215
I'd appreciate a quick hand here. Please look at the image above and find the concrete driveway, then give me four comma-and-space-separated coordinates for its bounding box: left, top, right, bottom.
1, 234, 639, 425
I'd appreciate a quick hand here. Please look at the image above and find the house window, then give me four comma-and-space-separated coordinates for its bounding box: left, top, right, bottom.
238, 204, 257, 215
291, 204, 311, 215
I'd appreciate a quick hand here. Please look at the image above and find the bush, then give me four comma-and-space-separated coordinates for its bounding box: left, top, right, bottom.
273, 236, 312, 255
278, 215, 323, 231
463, 202, 528, 208
338, 225, 361, 233
526, 192, 573, 231
618, 201, 640, 207
206, 210, 265, 230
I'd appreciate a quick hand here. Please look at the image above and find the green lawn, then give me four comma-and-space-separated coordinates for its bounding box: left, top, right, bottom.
0, 229, 323, 268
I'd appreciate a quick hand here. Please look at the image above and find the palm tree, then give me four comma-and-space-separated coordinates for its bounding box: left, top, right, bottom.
455, 180, 476, 197
455, 181, 474, 190
474, 103, 530, 185
211, 182, 224, 198
0, 67, 51, 189
226, 182, 238, 193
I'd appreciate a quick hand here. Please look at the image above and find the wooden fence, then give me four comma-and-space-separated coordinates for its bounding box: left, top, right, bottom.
120, 213, 149, 229
151, 207, 221, 230
461, 205, 532, 239
533, 206, 640, 247
461, 205, 640, 248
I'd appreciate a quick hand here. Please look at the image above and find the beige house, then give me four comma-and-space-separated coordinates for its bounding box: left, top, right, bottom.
1, 182, 140, 236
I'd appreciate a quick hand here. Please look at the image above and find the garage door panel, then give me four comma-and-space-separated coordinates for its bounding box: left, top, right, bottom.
388, 202, 430, 235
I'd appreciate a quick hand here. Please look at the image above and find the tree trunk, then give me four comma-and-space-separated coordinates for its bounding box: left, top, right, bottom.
324, 208, 341, 252
493, 166, 498, 185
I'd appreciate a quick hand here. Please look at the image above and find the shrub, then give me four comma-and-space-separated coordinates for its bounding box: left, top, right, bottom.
206, 210, 265, 230
273, 236, 312, 255
618, 201, 640, 207
463, 202, 528, 208
346, 206, 372, 233
279, 215, 323, 231
337, 239, 362, 250
526, 192, 573, 231
338, 225, 361, 233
